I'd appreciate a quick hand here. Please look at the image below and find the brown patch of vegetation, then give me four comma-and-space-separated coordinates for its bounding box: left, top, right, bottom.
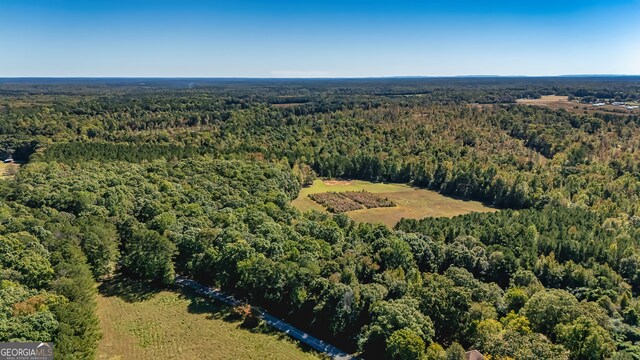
12, 295, 49, 316
309, 190, 396, 213
232, 304, 253, 318
232, 304, 263, 328
308, 192, 363, 212
341, 191, 395, 208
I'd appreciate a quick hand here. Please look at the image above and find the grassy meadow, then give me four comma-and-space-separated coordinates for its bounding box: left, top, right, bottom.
0, 162, 19, 179
293, 179, 496, 227
96, 279, 321, 360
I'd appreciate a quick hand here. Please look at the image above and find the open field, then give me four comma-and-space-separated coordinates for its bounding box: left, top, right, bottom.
309, 191, 364, 212
342, 191, 395, 209
96, 279, 321, 360
516, 95, 639, 115
0, 163, 20, 179
293, 179, 496, 227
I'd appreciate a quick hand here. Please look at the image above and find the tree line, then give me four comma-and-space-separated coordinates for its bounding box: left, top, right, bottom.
2, 79, 640, 359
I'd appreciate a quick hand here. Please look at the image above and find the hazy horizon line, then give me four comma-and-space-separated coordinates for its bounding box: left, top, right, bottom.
1, 74, 639, 80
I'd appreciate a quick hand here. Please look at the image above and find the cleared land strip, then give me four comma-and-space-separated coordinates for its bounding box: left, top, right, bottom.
175, 277, 356, 360
293, 179, 496, 227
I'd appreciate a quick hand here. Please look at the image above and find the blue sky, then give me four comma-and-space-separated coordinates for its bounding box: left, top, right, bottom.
0, 0, 638, 77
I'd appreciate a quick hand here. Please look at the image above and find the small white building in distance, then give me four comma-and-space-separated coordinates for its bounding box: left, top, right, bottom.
3, 157, 13, 163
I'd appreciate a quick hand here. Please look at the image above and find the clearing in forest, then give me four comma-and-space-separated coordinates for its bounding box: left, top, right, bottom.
309, 191, 396, 213
96, 279, 320, 360
0, 162, 20, 179
292, 179, 496, 227
516, 95, 639, 115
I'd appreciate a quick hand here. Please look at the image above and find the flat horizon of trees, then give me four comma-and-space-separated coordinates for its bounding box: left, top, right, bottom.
2, 79, 640, 359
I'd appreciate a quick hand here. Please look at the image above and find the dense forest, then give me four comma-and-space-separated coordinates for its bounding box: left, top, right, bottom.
2, 77, 640, 359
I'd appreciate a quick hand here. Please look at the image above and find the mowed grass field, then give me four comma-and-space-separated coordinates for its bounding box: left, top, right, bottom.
0, 163, 20, 179
96, 279, 321, 360
292, 179, 496, 227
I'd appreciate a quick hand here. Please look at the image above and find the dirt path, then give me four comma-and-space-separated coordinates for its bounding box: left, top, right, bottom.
175, 277, 356, 360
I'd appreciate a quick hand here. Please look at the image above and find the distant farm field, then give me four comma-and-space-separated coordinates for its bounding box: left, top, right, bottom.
96, 279, 320, 360
292, 180, 496, 227
516, 95, 639, 115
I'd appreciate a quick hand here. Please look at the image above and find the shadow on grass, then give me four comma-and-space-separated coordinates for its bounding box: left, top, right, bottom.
98, 276, 163, 303
430, 190, 498, 208
177, 287, 232, 321
177, 286, 327, 358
